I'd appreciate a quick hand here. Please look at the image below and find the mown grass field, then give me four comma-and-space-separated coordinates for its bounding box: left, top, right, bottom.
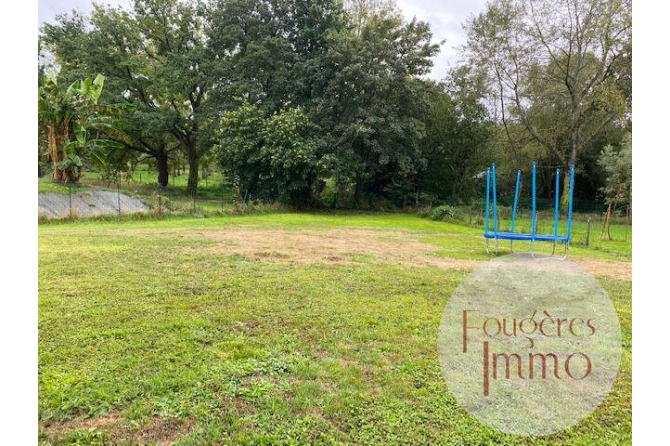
38, 212, 631, 445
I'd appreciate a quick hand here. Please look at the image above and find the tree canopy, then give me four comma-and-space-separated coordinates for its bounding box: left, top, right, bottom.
462, 0, 632, 203
39, 0, 631, 208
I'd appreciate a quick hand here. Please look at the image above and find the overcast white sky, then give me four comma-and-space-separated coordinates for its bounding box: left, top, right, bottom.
38, 0, 487, 80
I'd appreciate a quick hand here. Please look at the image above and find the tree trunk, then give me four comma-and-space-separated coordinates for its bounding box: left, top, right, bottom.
156, 152, 169, 188
561, 170, 571, 212
186, 140, 199, 196
601, 203, 613, 241
561, 125, 579, 210
451, 182, 462, 205
561, 145, 578, 210
48, 124, 66, 182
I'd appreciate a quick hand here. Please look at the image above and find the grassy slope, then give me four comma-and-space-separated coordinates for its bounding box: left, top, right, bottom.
39, 174, 235, 216
38, 213, 631, 445
38, 177, 78, 194
40, 172, 229, 198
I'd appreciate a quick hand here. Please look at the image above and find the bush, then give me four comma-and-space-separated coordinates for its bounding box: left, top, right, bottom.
429, 205, 462, 222
417, 206, 433, 218
372, 198, 393, 212
229, 200, 289, 216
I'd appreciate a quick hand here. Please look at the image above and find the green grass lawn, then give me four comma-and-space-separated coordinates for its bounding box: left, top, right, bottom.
77, 170, 232, 199
38, 177, 87, 194
38, 212, 631, 445
38, 174, 631, 263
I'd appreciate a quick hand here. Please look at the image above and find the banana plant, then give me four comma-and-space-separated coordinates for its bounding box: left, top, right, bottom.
38, 74, 132, 182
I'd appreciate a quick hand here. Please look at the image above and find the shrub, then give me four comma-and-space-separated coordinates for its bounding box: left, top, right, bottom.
229, 200, 289, 216
417, 206, 433, 218
429, 205, 461, 222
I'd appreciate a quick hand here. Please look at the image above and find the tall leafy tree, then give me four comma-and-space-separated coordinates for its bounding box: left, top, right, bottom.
598, 133, 631, 239
208, 0, 346, 203
418, 70, 492, 203
87, 4, 181, 187
315, 7, 439, 206
463, 0, 631, 204
208, 0, 345, 113
133, 0, 215, 194
42, 0, 218, 193
216, 102, 317, 204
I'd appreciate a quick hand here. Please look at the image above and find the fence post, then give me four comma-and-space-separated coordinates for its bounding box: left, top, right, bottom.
585, 217, 591, 247
139, 172, 142, 184
117, 182, 121, 215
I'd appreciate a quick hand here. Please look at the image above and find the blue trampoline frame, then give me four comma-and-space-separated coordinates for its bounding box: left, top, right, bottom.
484, 162, 575, 257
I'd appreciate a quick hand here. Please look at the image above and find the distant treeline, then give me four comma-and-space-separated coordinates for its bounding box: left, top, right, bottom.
39, 0, 631, 209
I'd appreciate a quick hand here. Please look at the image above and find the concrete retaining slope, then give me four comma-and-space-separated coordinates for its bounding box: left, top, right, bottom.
39, 190, 149, 218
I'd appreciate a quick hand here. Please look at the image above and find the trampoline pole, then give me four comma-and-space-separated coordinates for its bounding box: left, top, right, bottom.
531, 162, 536, 240
566, 164, 575, 242
553, 168, 560, 238
511, 170, 521, 233
492, 163, 498, 237
485, 168, 490, 235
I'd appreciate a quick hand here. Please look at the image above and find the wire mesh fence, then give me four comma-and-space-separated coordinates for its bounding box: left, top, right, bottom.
484, 206, 631, 248
38, 169, 236, 219
38, 169, 631, 250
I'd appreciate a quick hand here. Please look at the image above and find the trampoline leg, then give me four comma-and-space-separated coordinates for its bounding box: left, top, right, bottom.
494, 237, 499, 255
486, 237, 490, 255
561, 241, 569, 259
551, 241, 557, 256
510, 240, 514, 253
530, 239, 536, 260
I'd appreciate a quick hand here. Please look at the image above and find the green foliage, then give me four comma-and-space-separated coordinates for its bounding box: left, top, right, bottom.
462, 0, 632, 203
417, 74, 491, 203
315, 9, 440, 206
208, 0, 345, 114
262, 108, 318, 201
38, 73, 131, 182
217, 103, 318, 205
428, 205, 462, 222
39, 0, 630, 207
598, 133, 632, 207
216, 102, 266, 197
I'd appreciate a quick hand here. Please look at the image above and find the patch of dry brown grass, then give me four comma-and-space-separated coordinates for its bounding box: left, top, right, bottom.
40, 413, 195, 445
